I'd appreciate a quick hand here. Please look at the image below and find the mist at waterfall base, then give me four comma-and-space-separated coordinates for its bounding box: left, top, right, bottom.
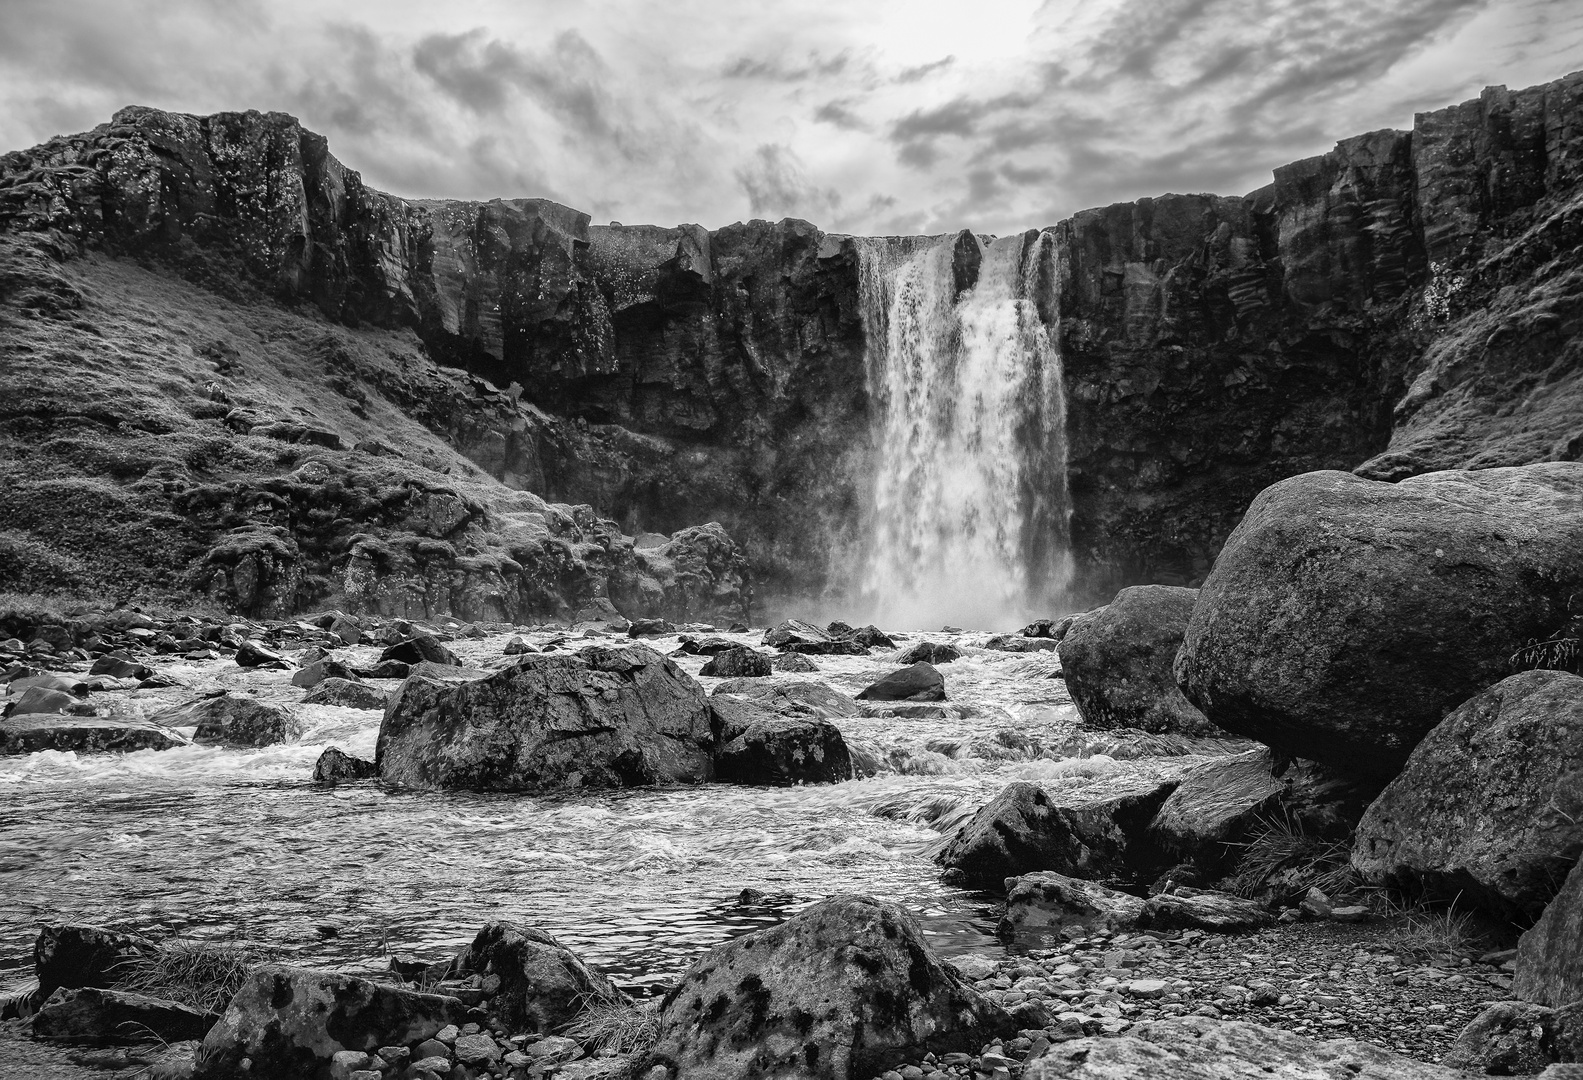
850, 229, 1075, 631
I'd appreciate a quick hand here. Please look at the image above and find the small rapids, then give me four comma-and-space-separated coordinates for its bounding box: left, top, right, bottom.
0, 628, 1171, 995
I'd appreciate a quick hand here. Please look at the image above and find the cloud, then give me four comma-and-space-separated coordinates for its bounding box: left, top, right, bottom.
722, 50, 854, 81
895, 56, 955, 83
734, 143, 841, 222
814, 99, 869, 130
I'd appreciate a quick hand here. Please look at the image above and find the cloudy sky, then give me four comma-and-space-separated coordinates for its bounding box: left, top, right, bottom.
2, 0, 1580, 235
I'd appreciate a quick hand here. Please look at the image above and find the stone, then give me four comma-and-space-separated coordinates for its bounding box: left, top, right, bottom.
312, 747, 379, 782
895, 641, 963, 665
1025, 1016, 1459, 1078
523, 1035, 583, 1062
984, 636, 1062, 653
1, 716, 186, 755
352, 661, 411, 680
234, 640, 291, 669
712, 703, 854, 786
762, 620, 833, 649
771, 653, 820, 673
711, 678, 859, 718
628, 619, 677, 637
1059, 586, 1218, 736
302, 678, 389, 710
504, 635, 537, 655
639, 895, 1016, 1080
34, 925, 159, 998
938, 778, 1178, 889
379, 633, 460, 667
452, 1032, 503, 1066
149, 693, 302, 747
455, 922, 627, 1033
856, 662, 946, 702
997, 872, 1147, 943
1515, 856, 1583, 1008
192, 965, 469, 1079
378, 643, 715, 792
847, 625, 896, 649
1444, 1001, 1558, 1075
1352, 670, 1583, 915
699, 647, 772, 678
1176, 464, 1583, 783
88, 655, 153, 680
1149, 749, 1282, 859
1140, 890, 1274, 933
33, 986, 217, 1044
290, 658, 361, 689
6, 685, 78, 715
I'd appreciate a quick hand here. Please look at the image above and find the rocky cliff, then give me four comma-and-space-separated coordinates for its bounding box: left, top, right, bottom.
1, 71, 1580, 618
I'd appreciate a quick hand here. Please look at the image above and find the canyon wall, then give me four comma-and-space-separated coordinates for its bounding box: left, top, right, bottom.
2, 70, 1580, 615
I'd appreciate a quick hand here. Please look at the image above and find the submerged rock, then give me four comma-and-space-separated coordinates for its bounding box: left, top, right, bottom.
699, 646, 772, 678
33, 986, 218, 1044
301, 677, 388, 710
1027, 1016, 1458, 1078
311, 746, 378, 782
640, 895, 1015, 1080
1176, 464, 1583, 782
1, 716, 186, 755
855, 662, 946, 702
938, 778, 1177, 889
377, 643, 714, 792
456, 922, 627, 1033
191, 965, 469, 1079
149, 693, 302, 747
1352, 670, 1583, 916
1059, 585, 1217, 736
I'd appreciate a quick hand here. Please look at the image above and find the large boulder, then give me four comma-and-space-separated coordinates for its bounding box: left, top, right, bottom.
855, 663, 945, 702
455, 922, 627, 1033
301, 677, 389, 710
1150, 748, 1282, 860
700, 647, 772, 678
35, 925, 158, 998
379, 633, 460, 667
711, 697, 853, 786
1175, 465, 1583, 782
895, 641, 962, 665
1514, 855, 1583, 1008
1352, 670, 1583, 915
1026, 1016, 1458, 1078
191, 965, 469, 1079
148, 693, 302, 747
711, 678, 860, 718
33, 987, 218, 1044
1059, 585, 1217, 735
937, 778, 1177, 889
377, 643, 715, 792
1444, 1001, 1559, 1075
311, 746, 378, 782
1, 716, 186, 755
639, 895, 1015, 1080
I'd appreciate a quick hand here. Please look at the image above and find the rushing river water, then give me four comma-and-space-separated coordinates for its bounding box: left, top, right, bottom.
0, 627, 1168, 996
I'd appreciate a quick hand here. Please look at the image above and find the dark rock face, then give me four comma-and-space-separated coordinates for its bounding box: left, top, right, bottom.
1515, 855, 1583, 1008
1150, 748, 1283, 860
937, 778, 1178, 889
711, 697, 854, 786
1444, 1002, 1558, 1075
895, 641, 962, 665
699, 646, 772, 678
1352, 670, 1583, 915
311, 746, 378, 782
855, 662, 946, 702
33, 987, 217, 1044
456, 922, 626, 1034
34, 925, 158, 998
1176, 464, 1583, 782
640, 895, 1016, 1080
0, 716, 185, 755
379, 633, 459, 668
377, 642, 714, 791
192, 965, 469, 1079
1028, 1016, 1458, 1079
1058, 585, 1216, 735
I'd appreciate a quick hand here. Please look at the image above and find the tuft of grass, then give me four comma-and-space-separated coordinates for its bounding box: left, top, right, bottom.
1380, 898, 1490, 960
115, 937, 279, 1014
1512, 634, 1582, 674
560, 997, 663, 1056
1222, 812, 1356, 901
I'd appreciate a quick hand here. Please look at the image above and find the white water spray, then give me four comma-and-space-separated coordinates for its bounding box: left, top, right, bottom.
856, 230, 1072, 629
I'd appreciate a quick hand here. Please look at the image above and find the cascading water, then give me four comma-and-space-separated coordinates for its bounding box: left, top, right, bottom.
856, 230, 1073, 629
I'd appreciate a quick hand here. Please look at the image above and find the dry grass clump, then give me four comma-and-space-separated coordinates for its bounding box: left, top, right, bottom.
1380, 899, 1491, 960
561, 997, 663, 1055
116, 937, 279, 1013
1222, 812, 1356, 900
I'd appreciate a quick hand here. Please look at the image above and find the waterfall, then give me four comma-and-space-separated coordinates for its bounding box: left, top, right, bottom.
855, 230, 1072, 629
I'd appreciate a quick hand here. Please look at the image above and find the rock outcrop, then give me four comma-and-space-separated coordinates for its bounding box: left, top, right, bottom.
1515, 856, 1583, 1008
1176, 464, 1583, 781
1058, 585, 1216, 735
377, 642, 715, 791
1352, 670, 1583, 915
33, 987, 218, 1044
640, 895, 1015, 1080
